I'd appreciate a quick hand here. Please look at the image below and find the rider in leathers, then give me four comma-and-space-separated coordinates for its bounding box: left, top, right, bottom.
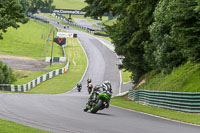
84, 81, 112, 112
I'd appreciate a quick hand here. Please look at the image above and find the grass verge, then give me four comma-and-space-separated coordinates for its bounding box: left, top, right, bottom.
28, 38, 87, 94
111, 96, 200, 125
137, 62, 200, 92
12, 63, 66, 85
53, 0, 86, 10
121, 69, 132, 83
0, 19, 62, 58
13, 70, 46, 85
0, 119, 48, 133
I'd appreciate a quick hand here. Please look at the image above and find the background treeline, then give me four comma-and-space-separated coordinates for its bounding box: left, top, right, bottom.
83, 0, 200, 83
20, 0, 55, 14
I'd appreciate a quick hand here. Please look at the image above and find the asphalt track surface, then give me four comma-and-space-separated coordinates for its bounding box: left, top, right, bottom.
74, 18, 101, 31
0, 17, 200, 133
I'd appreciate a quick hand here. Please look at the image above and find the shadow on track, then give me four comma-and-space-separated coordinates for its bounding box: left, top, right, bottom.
91, 112, 114, 117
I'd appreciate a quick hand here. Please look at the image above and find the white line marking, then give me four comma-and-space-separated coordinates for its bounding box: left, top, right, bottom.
111, 104, 200, 127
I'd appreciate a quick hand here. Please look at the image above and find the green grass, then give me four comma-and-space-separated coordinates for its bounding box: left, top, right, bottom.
111, 96, 200, 125
63, 14, 107, 23
137, 62, 200, 92
12, 63, 66, 85
0, 20, 62, 58
53, 0, 87, 10
28, 38, 87, 94
121, 69, 132, 83
43, 63, 66, 71
98, 17, 117, 26
13, 70, 46, 85
0, 119, 48, 133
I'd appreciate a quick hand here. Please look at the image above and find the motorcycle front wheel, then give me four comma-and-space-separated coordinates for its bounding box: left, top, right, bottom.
91, 99, 103, 113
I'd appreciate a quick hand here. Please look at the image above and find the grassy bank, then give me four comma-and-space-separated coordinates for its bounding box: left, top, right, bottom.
12, 63, 66, 85
63, 14, 107, 23
53, 0, 86, 10
0, 119, 48, 133
28, 38, 87, 94
98, 17, 117, 26
0, 20, 62, 58
137, 62, 200, 92
111, 96, 200, 125
121, 69, 132, 83
13, 70, 46, 85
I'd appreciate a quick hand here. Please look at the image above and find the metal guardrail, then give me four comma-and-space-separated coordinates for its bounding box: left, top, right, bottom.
128, 89, 200, 113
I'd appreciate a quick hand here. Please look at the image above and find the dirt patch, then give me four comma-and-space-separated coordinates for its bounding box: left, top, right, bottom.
0, 54, 50, 72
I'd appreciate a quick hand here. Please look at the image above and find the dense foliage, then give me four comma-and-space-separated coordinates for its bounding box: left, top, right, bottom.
0, 0, 28, 39
29, 0, 55, 14
83, 0, 200, 83
147, 0, 200, 73
0, 61, 16, 84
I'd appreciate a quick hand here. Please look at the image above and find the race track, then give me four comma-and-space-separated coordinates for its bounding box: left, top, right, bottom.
0, 16, 199, 133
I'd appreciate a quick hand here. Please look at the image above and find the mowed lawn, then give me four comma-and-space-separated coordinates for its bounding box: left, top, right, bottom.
53, 0, 86, 10
0, 20, 62, 58
29, 38, 87, 94
0, 119, 48, 133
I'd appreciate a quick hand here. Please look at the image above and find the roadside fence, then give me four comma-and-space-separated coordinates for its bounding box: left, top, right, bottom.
128, 89, 200, 113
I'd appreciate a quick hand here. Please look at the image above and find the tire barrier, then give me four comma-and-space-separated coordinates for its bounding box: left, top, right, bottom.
0, 60, 69, 92
62, 19, 95, 34
28, 14, 49, 23
128, 89, 200, 113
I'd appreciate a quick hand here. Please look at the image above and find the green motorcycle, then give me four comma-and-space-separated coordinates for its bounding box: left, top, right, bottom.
84, 89, 112, 113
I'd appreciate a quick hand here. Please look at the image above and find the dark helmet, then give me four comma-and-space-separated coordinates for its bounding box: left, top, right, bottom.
77, 82, 82, 87
87, 78, 92, 83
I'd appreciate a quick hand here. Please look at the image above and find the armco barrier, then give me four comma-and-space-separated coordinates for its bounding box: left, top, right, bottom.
0, 60, 69, 92
128, 89, 200, 113
28, 14, 49, 23
62, 20, 95, 34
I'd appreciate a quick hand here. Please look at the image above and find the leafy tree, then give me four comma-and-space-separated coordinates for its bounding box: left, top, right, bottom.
83, 0, 159, 83
107, 0, 159, 82
20, 0, 30, 14
148, 0, 200, 73
0, 0, 28, 39
82, 0, 111, 19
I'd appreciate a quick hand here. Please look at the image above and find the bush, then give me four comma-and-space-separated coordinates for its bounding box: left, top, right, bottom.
0, 61, 16, 84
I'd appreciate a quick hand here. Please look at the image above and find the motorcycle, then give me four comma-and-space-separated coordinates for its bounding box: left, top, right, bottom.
77, 83, 82, 92
87, 83, 93, 94
84, 89, 112, 113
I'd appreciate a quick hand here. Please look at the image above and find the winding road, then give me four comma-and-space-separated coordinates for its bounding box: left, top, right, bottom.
0, 16, 200, 133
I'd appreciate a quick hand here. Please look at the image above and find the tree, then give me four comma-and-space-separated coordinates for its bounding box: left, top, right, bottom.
0, 0, 28, 39
148, 0, 200, 73
107, 0, 159, 82
82, 0, 111, 19
20, 0, 30, 14
83, 0, 159, 83
0, 61, 16, 84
